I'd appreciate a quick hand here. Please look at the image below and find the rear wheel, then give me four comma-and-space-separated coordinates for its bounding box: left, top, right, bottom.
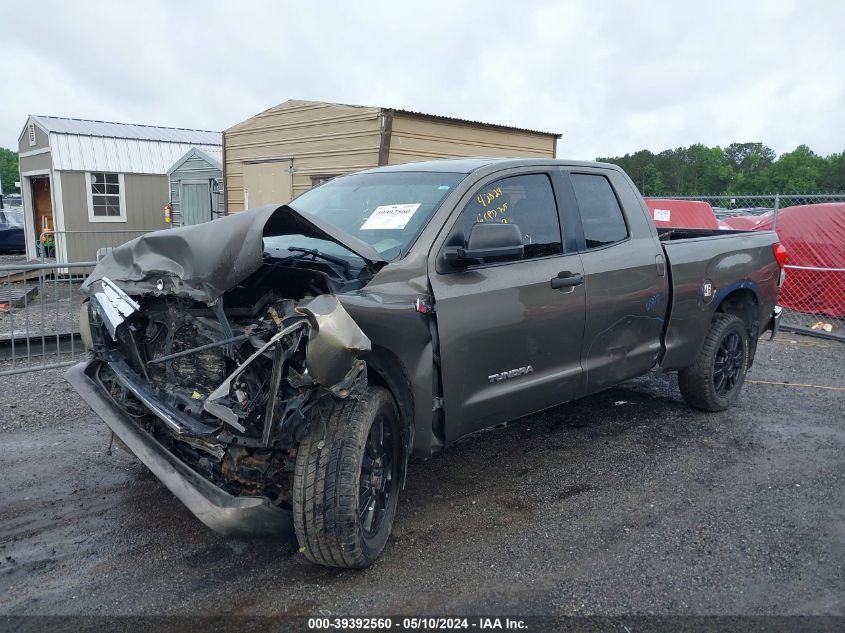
292, 386, 400, 568
678, 313, 749, 412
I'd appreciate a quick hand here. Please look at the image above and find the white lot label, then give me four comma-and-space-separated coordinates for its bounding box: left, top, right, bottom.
361, 203, 421, 230
653, 208, 671, 222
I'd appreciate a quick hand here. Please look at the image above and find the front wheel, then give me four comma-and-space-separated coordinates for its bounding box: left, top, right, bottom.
292, 386, 401, 568
678, 313, 749, 412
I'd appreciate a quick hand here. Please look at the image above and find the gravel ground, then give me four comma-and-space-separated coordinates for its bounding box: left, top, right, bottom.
0, 364, 90, 432
0, 334, 842, 616
0, 254, 28, 265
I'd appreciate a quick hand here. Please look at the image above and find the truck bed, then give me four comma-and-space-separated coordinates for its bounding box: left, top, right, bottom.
659, 228, 781, 370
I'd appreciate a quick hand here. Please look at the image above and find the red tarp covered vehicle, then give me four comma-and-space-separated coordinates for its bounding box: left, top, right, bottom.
644, 199, 720, 230
757, 203, 845, 317
720, 214, 769, 230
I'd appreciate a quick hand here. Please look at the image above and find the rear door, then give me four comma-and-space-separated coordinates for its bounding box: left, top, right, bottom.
429, 169, 586, 441
564, 168, 669, 392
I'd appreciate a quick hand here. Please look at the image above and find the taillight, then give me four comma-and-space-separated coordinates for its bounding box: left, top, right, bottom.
772, 243, 787, 268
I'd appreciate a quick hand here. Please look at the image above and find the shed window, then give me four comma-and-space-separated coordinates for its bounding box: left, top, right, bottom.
86, 172, 126, 222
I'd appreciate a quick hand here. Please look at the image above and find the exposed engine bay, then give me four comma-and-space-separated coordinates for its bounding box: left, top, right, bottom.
84, 253, 373, 507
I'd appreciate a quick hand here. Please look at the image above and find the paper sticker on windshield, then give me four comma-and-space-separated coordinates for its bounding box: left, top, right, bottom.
653, 208, 671, 222
360, 203, 421, 230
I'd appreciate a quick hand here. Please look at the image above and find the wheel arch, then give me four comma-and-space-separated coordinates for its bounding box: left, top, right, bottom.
715, 286, 761, 365
716, 287, 759, 331
365, 344, 415, 484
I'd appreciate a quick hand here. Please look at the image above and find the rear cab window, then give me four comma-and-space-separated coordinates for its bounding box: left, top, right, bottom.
570, 173, 628, 249
457, 173, 563, 261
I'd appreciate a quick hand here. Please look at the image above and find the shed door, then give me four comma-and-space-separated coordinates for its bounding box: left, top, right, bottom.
180, 181, 211, 226
243, 160, 292, 209
31, 176, 53, 242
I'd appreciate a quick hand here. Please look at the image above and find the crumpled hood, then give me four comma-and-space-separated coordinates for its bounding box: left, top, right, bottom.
81, 204, 387, 303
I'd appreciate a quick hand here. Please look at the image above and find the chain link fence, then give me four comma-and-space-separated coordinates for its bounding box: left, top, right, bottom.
650, 194, 845, 340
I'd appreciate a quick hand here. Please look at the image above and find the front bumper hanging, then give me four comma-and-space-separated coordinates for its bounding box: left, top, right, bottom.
65, 359, 293, 538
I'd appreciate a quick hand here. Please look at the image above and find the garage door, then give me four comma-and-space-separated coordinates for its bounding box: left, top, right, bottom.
243, 160, 292, 209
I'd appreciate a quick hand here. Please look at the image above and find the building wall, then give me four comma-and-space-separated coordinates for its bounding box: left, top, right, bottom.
59, 171, 169, 261
224, 100, 383, 211
19, 151, 53, 174
169, 153, 223, 226
387, 114, 557, 164
18, 121, 50, 153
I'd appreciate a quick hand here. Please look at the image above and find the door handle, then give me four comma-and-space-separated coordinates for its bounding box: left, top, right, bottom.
550, 271, 584, 289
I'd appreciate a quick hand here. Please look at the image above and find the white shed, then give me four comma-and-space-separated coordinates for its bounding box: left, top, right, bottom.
17, 115, 221, 262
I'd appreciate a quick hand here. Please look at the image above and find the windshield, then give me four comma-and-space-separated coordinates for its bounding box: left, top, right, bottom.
264, 171, 464, 261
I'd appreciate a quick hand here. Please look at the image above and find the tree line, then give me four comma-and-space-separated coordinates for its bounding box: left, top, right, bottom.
596, 143, 845, 196
3, 142, 845, 197
0, 147, 17, 194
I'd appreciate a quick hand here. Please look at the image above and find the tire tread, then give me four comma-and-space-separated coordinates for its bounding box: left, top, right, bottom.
292, 387, 398, 568
678, 313, 748, 412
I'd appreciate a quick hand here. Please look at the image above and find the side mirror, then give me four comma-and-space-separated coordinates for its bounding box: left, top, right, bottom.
444, 222, 524, 267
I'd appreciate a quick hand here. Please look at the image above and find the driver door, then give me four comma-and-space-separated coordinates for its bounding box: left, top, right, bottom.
429, 170, 586, 442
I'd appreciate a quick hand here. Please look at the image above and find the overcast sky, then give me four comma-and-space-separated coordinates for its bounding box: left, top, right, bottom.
3, 0, 843, 158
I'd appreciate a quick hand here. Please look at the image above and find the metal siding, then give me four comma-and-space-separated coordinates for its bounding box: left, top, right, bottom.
223, 100, 559, 210
387, 114, 556, 164
32, 115, 220, 145
392, 108, 559, 137
49, 134, 222, 174
224, 101, 382, 211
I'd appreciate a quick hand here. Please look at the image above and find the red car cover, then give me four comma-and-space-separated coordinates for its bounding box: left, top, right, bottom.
757, 203, 845, 317
644, 199, 720, 230
720, 215, 768, 230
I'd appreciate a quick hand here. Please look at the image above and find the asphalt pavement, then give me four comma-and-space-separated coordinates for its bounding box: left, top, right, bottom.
0, 334, 842, 616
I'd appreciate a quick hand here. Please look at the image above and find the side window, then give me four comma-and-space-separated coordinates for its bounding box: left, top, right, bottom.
460, 174, 562, 259
570, 173, 628, 249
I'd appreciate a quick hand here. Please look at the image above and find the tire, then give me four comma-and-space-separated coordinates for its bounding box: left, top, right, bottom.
293, 386, 401, 568
678, 313, 749, 412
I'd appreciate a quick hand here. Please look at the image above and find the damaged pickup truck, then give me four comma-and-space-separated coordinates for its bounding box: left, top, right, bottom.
67, 158, 784, 568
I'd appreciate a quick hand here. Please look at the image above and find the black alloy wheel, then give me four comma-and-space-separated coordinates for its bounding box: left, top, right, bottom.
359, 413, 395, 539
678, 313, 749, 412
713, 330, 744, 397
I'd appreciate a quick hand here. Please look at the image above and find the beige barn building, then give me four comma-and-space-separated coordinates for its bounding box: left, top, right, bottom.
223, 100, 561, 212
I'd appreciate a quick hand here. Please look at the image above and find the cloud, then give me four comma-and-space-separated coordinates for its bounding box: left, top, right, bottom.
2, 0, 843, 159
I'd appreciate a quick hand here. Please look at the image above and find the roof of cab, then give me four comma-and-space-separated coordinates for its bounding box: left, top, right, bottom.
360, 157, 619, 175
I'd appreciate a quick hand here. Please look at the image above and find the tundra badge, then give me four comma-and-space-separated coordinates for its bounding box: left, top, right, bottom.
488, 365, 534, 383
